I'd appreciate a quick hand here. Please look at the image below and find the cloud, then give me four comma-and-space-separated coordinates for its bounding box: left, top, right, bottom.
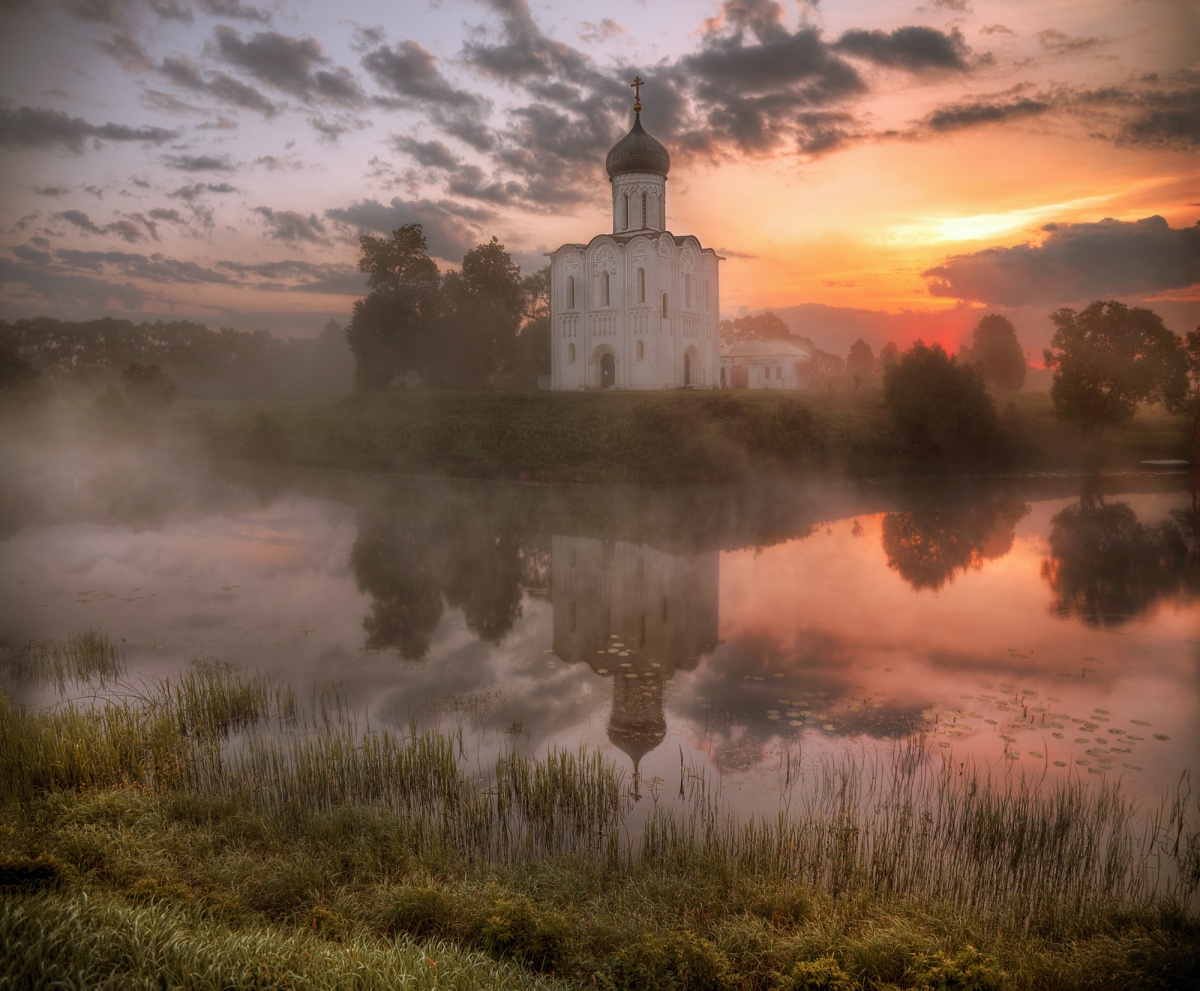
923, 216, 1200, 306
324, 196, 491, 261
196, 0, 269, 23
163, 154, 234, 171
170, 181, 237, 200
1035, 29, 1107, 57
0, 253, 147, 311
979, 24, 1014, 36
832, 26, 974, 72
55, 208, 150, 244
254, 206, 329, 244
0, 105, 176, 153
577, 19, 624, 45
1078, 71, 1200, 151
923, 96, 1051, 131
393, 136, 461, 171
97, 31, 154, 70
33, 185, 69, 197
461, 0, 579, 82
213, 25, 365, 107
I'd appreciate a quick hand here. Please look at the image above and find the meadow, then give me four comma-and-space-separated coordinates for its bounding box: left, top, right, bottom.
2, 634, 1198, 990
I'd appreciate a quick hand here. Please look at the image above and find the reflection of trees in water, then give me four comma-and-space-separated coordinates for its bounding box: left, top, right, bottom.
350, 502, 545, 658
1041, 483, 1197, 627
881, 501, 1030, 591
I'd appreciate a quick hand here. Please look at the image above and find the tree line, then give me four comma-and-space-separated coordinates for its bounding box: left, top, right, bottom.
0, 315, 353, 404
346, 224, 549, 392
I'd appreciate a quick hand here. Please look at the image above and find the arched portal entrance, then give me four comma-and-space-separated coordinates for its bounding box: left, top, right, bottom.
592, 346, 617, 389
683, 346, 699, 387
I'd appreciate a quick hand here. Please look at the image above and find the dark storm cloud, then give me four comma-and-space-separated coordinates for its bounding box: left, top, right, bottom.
212, 25, 365, 107
254, 206, 329, 244
163, 153, 234, 171
324, 196, 491, 261
0, 105, 176, 152
923, 216, 1200, 307
13, 244, 52, 265
924, 96, 1051, 131
832, 26, 974, 72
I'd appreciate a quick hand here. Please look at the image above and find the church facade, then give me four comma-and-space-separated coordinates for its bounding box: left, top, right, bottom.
548, 81, 721, 390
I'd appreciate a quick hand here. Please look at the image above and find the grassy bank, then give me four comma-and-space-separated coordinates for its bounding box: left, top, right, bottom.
187, 389, 1192, 484
2, 635, 1198, 989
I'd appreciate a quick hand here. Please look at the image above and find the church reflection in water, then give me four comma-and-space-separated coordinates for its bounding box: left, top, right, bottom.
550, 536, 719, 790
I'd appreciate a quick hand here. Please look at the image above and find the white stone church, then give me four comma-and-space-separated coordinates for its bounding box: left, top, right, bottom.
548, 81, 721, 390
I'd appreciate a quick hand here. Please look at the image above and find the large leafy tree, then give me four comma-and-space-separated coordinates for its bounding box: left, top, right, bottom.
845, 338, 875, 387
963, 313, 1026, 391
433, 237, 524, 389
883, 340, 1003, 463
346, 224, 440, 391
1043, 300, 1188, 436
719, 311, 791, 346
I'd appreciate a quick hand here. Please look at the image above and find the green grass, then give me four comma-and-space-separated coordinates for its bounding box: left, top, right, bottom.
185, 388, 1193, 484
3, 634, 1199, 988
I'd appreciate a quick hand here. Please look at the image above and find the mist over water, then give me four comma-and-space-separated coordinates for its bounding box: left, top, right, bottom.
1, 428, 1197, 818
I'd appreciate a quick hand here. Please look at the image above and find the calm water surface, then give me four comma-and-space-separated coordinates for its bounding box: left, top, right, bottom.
2, 446, 1197, 816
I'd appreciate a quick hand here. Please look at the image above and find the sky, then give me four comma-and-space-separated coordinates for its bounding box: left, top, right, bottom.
0, 0, 1197, 356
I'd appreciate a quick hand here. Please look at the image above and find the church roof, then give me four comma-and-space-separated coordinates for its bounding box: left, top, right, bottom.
605, 112, 671, 179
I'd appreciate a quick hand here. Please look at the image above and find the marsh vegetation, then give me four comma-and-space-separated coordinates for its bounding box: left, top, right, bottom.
2, 635, 1198, 989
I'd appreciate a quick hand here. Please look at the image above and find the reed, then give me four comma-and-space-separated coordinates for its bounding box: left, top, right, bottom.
3, 634, 1198, 989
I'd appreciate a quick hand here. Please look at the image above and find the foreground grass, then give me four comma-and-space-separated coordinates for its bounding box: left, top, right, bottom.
3, 635, 1199, 989
184, 389, 1193, 484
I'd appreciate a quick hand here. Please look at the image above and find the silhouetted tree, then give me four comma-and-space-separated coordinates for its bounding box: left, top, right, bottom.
882, 501, 1029, 591
347, 224, 440, 391
846, 338, 876, 388
963, 313, 1026, 391
883, 341, 1003, 463
880, 341, 900, 367
1043, 301, 1188, 437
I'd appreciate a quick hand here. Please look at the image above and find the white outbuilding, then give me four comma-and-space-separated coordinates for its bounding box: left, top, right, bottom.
548, 79, 721, 390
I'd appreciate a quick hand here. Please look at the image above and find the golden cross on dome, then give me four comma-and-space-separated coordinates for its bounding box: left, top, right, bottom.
631, 75, 643, 113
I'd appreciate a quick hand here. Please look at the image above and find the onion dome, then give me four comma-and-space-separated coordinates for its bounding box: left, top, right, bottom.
605, 112, 671, 179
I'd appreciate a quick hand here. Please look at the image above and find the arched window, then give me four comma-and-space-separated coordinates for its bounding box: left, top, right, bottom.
622, 193, 629, 231
776, 365, 782, 379
566, 275, 574, 309
601, 271, 610, 307
636, 339, 644, 360
685, 274, 692, 308
661, 292, 669, 318
636, 267, 645, 303
641, 191, 648, 228
568, 343, 575, 362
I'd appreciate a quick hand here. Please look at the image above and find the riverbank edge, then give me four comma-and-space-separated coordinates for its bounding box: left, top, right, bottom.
183, 390, 1192, 485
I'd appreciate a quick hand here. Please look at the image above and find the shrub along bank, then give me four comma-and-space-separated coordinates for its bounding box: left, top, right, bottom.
190, 389, 1192, 483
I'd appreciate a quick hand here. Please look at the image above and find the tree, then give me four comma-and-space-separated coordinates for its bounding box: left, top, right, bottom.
0, 344, 48, 411
719, 311, 792, 346
845, 339, 875, 388
120, 362, 177, 408
346, 224, 441, 391
883, 340, 1003, 463
1043, 300, 1188, 437
880, 341, 900, 367
963, 313, 1026, 391
432, 237, 524, 389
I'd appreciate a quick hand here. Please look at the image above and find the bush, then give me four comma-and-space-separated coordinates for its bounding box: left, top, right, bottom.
772, 955, 853, 991
883, 341, 1003, 465
601, 931, 735, 991
478, 894, 569, 972
915, 945, 1004, 991
384, 886, 457, 941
